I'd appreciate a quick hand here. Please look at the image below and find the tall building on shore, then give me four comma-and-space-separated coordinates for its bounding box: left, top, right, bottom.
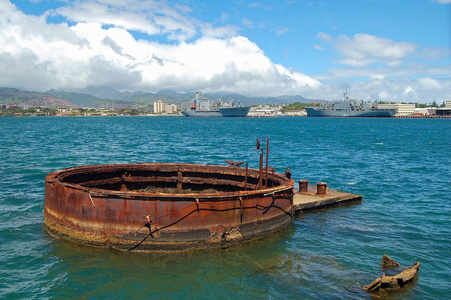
153, 100, 178, 114
154, 100, 165, 113
165, 104, 178, 113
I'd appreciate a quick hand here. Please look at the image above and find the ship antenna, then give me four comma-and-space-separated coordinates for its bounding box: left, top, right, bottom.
343, 89, 348, 100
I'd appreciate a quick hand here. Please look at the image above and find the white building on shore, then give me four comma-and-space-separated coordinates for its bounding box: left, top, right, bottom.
154, 100, 178, 114
377, 103, 416, 116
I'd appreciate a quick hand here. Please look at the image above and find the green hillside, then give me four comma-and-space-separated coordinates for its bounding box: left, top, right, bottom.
1, 87, 317, 108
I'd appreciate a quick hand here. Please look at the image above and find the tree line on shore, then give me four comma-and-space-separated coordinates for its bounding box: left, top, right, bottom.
0, 106, 154, 117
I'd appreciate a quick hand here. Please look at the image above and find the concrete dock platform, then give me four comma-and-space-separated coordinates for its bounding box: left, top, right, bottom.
293, 185, 362, 215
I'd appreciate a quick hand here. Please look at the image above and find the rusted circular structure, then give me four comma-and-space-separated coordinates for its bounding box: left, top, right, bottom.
44, 163, 294, 252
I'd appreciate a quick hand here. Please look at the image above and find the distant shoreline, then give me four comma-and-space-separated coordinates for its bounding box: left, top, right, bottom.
2, 114, 450, 119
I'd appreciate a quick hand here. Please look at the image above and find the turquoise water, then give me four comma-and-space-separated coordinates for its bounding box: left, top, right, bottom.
0, 116, 450, 299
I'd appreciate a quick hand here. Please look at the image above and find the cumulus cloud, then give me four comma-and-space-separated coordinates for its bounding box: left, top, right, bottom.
0, 0, 449, 102
316, 32, 332, 42
133, 36, 321, 95
54, 0, 198, 41
0, 0, 320, 96
308, 76, 451, 102
417, 77, 443, 90
335, 33, 417, 67
311, 31, 450, 101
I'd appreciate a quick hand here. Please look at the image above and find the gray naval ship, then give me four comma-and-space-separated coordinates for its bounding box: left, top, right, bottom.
182, 92, 250, 117
306, 92, 396, 117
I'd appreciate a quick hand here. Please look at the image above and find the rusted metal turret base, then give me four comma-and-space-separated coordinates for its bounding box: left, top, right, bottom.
293, 185, 362, 214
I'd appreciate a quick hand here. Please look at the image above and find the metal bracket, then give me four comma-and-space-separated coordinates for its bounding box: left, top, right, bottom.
144, 215, 154, 238
195, 198, 200, 212
88, 193, 96, 208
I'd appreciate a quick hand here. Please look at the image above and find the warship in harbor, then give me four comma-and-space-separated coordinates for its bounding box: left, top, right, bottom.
182, 92, 250, 117
306, 91, 396, 118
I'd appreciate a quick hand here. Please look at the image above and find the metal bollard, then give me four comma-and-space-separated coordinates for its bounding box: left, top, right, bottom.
316, 182, 327, 195
298, 180, 309, 193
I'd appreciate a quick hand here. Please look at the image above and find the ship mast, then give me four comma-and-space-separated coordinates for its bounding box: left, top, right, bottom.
343, 89, 348, 100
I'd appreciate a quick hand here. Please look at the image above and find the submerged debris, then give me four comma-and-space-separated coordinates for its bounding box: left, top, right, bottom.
381, 254, 401, 268
363, 255, 420, 293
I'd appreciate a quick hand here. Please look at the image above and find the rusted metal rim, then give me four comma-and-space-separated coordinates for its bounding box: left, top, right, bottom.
44, 163, 294, 252
45, 163, 294, 199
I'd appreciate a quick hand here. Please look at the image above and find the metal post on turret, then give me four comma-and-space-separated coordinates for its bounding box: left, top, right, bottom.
259, 151, 263, 189
265, 139, 269, 188
244, 163, 248, 191
254, 138, 269, 190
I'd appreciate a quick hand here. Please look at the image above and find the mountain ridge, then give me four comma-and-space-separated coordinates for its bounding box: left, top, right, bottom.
1, 86, 316, 108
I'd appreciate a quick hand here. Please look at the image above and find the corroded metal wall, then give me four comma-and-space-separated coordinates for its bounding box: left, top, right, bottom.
44, 163, 294, 252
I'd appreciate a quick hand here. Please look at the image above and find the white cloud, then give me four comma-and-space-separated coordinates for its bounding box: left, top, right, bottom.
307, 76, 451, 102
417, 77, 443, 90
242, 18, 253, 28
0, 0, 449, 102
133, 36, 321, 95
0, 0, 320, 96
276, 27, 289, 36
200, 24, 239, 38
309, 31, 450, 101
316, 32, 332, 42
220, 12, 229, 23
335, 33, 417, 67
54, 0, 199, 41
403, 86, 417, 98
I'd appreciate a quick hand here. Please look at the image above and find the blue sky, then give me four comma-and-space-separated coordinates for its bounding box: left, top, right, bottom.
1, 0, 450, 102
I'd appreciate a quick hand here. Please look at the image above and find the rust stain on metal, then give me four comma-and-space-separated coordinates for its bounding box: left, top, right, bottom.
44, 162, 294, 252
208, 225, 244, 244
316, 182, 328, 196
298, 180, 309, 194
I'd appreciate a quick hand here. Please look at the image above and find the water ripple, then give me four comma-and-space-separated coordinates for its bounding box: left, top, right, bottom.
0, 116, 450, 299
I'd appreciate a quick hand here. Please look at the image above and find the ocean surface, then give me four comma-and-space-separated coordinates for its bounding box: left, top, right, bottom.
0, 116, 450, 299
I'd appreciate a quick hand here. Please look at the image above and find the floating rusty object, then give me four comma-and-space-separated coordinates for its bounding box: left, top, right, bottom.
44, 162, 294, 252
382, 254, 401, 268
363, 255, 420, 293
